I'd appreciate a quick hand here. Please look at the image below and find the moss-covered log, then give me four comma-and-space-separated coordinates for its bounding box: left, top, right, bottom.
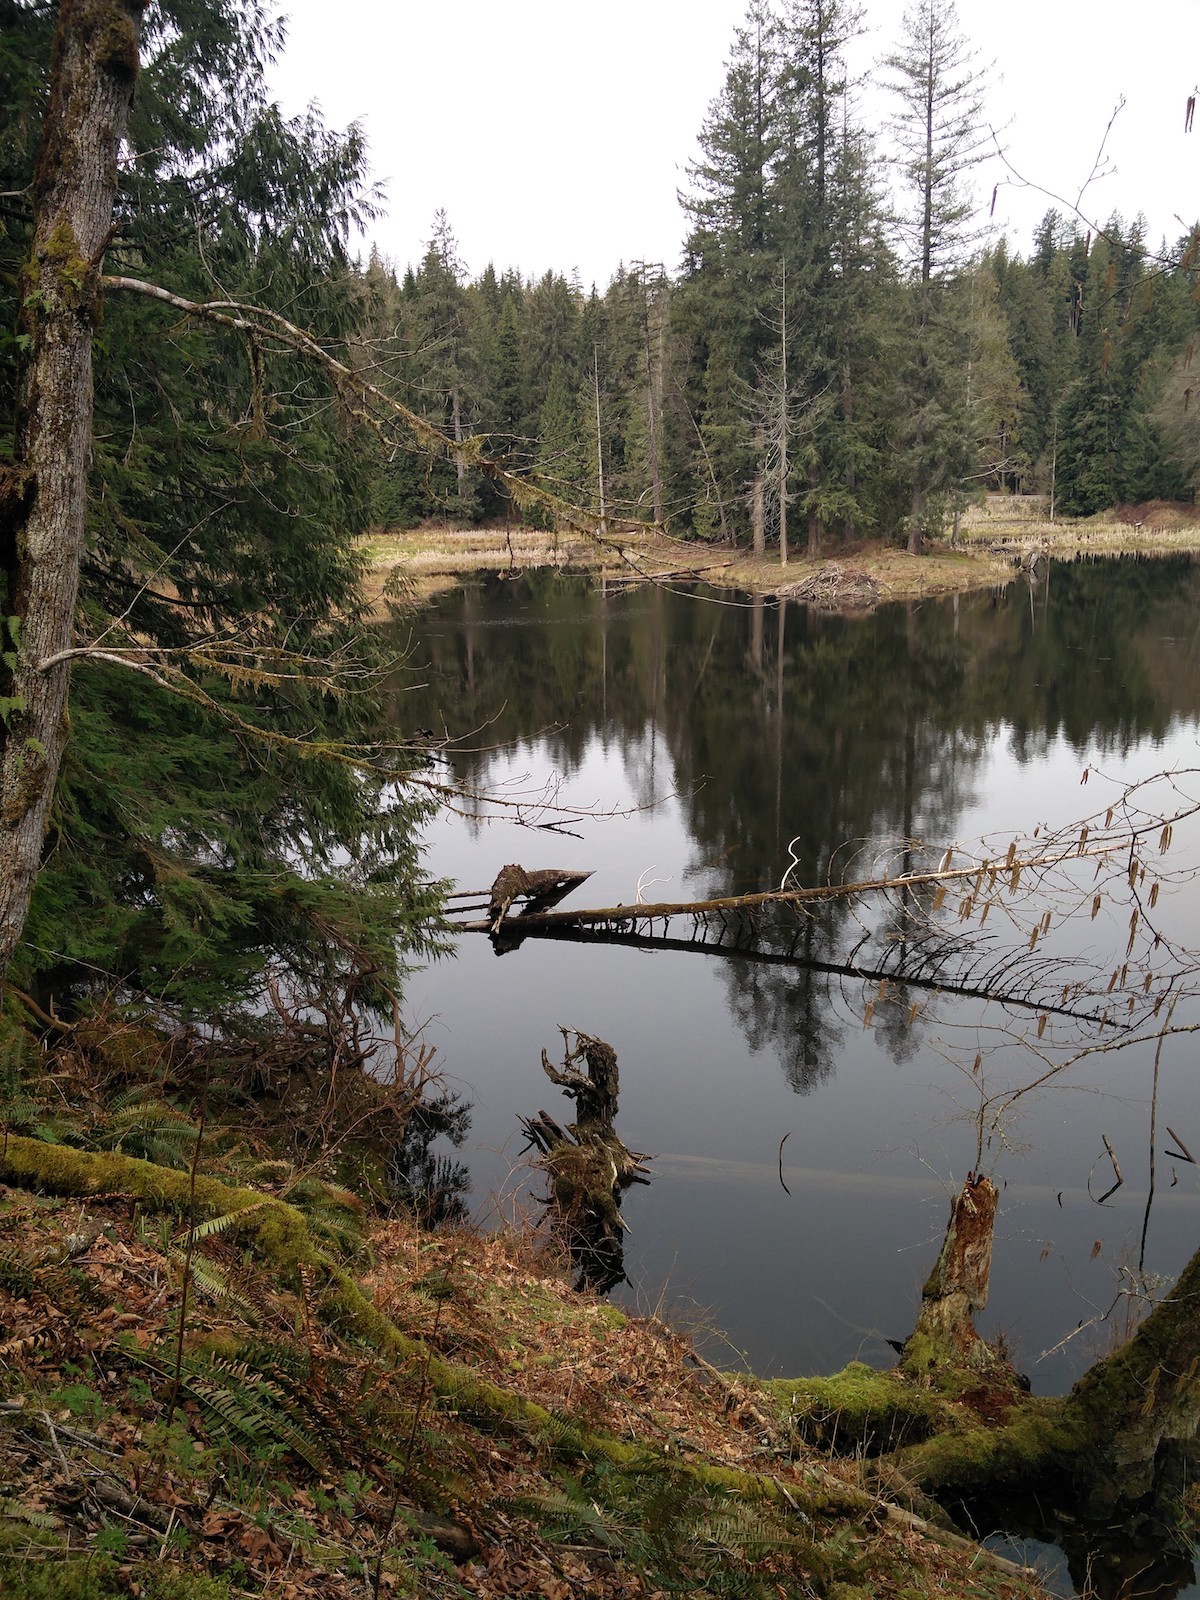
0, 1132, 865, 1527
764, 1166, 1200, 1569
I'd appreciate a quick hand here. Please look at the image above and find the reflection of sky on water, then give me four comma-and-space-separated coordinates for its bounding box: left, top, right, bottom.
402, 571, 1200, 1413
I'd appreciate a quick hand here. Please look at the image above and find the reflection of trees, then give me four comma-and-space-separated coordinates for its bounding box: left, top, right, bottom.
392, 558, 1200, 1087
724, 922, 844, 1095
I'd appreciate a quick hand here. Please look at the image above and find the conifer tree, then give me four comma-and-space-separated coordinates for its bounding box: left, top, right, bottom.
0, 0, 442, 1021
676, 0, 784, 543
884, 0, 988, 550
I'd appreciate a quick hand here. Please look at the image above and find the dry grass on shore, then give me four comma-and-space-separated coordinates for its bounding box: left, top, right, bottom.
361, 498, 1200, 611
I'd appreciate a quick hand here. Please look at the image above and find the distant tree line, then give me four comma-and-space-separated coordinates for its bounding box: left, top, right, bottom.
1, 0, 1198, 1023
360, 0, 1200, 554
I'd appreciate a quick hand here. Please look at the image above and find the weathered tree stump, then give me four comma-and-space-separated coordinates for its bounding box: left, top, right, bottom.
520, 1029, 649, 1294
902, 1174, 1009, 1380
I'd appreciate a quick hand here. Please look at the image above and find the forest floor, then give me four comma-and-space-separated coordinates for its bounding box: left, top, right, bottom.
363, 498, 1200, 611
0, 1019, 1054, 1600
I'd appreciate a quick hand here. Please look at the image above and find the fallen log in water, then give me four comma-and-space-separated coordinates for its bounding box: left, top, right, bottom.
454, 833, 1132, 937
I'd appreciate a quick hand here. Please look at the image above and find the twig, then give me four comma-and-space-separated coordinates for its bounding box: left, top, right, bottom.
1092, 1134, 1124, 1205
1165, 1126, 1196, 1164
1140, 998, 1178, 1271
164, 1064, 209, 1438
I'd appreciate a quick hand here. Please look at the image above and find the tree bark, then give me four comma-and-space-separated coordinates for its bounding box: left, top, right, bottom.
1063, 1232, 1200, 1517
902, 1175, 1005, 1377
751, 470, 765, 558
0, 0, 143, 976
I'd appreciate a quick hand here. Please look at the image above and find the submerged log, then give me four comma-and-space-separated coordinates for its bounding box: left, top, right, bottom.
520, 1029, 650, 1294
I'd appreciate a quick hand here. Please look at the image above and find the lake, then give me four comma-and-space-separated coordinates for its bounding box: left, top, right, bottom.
391, 556, 1200, 1582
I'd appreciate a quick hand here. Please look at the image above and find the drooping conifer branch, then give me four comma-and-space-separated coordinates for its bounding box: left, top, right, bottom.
99, 275, 667, 565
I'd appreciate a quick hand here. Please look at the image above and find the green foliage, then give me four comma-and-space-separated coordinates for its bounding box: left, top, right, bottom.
1, 2, 445, 1027
132, 1345, 333, 1474
0, 1556, 234, 1600
507, 1456, 838, 1599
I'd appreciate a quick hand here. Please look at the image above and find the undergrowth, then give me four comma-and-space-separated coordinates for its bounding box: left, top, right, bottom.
0, 1010, 1048, 1600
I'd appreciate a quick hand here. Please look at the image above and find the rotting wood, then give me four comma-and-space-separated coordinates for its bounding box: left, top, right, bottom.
902, 1175, 1009, 1378
520, 1029, 650, 1294
484, 864, 593, 933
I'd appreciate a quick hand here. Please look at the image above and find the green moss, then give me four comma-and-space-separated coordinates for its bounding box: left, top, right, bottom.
0, 1557, 235, 1600
896, 1397, 1079, 1492
595, 1305, 627, 1330
0, 1553, 120, 1599
761, 1362, 945, 1455
91, 1, 141, 82
0, 1518, 63, 1555
0, 1135, 319, 1278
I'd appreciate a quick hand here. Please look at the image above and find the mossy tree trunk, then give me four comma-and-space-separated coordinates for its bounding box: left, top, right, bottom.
884, 1175, 1200, 1548
1062, 1232, 1200, 1518
0, 0, 143, 974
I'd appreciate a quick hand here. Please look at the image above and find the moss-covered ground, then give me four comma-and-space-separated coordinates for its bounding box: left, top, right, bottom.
0, 1017, 1053, 1600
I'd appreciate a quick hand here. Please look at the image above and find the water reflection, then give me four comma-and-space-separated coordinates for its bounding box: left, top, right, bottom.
393, 556, 1200, 1396
397, 555, 1200, 1089
396, 556, 1200, 1600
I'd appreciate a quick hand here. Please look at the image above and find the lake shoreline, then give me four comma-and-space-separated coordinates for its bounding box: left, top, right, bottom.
363, 505, 1200, 610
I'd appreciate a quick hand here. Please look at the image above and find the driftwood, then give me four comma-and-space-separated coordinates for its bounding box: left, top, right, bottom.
460, 839, 1128, 936
484, 865, 593, 943
520, 1029, 650, 1293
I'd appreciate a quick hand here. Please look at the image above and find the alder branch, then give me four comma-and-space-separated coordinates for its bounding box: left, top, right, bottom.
987, 100, 1192, 274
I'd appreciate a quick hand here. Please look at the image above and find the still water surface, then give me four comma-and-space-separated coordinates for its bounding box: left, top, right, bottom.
393, 559, 1200, 1457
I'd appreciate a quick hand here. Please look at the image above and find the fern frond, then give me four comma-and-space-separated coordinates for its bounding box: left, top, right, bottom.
0, 1498, 61, 1530
132, 1347, 332, 1474
498, 1488, 619, 1547
181, 1204, 266, 1245
182, 1253, 261, 1324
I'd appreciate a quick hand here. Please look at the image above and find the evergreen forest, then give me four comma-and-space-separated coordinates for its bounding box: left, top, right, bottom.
4, 6, 1200, 1597
2, 0, 1199, 1025
359, 2, 1200, 558
0, 0, 1196, 1053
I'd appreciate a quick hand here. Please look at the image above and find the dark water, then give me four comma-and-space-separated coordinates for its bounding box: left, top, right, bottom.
391, 557, 1200, 1595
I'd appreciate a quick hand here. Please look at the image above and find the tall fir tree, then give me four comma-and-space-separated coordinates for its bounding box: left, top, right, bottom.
884, 0, 988, 550
0, 0, 443, 1021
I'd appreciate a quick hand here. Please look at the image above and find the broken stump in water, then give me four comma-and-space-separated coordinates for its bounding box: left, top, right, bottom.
902, 1173, 1012, 1381
520, 1028, 650, 1294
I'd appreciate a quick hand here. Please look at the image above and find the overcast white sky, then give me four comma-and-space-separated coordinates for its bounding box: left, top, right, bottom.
267, 0, 1200, 288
